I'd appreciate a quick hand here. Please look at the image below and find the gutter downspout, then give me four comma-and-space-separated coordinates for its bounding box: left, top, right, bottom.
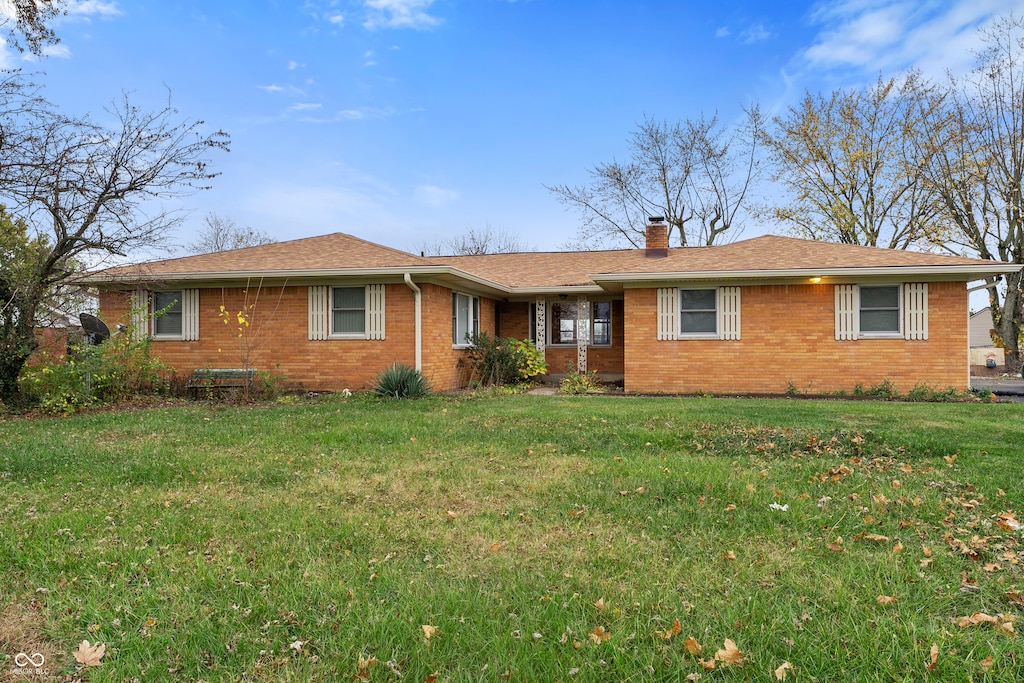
404, 273, 422, 371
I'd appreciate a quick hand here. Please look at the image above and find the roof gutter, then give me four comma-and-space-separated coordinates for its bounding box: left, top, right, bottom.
403, 273, 422, 372
589, 263, 1024, 285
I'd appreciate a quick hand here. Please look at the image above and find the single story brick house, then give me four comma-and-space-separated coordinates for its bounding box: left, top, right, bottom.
83, 220, 1021, 394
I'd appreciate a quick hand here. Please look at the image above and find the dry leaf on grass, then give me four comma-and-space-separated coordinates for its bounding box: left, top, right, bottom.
422, 624, 438, 645
73, 640, 106, 667
589, 626, 610, 643
774, 661, 793, 680
683, 636, 702, 655
926, 643, 938, 671
655, 619, 682, 640
594, 597, 607, 611
877, 595, 898, 604
715, 638, 743, 666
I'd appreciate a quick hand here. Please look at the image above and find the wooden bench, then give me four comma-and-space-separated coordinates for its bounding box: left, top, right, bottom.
186, 368, 256, 399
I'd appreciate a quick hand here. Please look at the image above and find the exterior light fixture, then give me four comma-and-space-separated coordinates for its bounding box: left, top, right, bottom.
809, 277, 822, 284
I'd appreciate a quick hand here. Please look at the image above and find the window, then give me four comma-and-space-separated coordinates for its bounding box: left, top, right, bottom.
592, 301, 612, 345
679, 289, 717, 335
529, 302, 537, 342
152, 290, 182, 337
452, 292, 479, 346
859, 285, 900, 335
331, 286, 366, 336
548, 301, 612, 346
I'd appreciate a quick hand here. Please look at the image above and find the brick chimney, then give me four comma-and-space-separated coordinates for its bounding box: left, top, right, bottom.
645, 217, 668, 258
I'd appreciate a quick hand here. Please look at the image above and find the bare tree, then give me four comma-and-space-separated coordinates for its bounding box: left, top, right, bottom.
1, 0, 65, 56
762, 73, 948, 251
921, 14, 1024, 372
185, 213, 275, 254
0, 75, 229, 403
547, 109, 764, 249
417, 224, 532, 256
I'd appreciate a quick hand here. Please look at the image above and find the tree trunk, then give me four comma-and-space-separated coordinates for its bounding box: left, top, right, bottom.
996, 272, 1023, 374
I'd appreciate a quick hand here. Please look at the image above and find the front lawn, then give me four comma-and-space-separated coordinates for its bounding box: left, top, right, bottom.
1, 395, 1023, 681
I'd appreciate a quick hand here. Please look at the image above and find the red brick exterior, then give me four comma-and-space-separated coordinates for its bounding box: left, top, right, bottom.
98, 279, 971, 395
623, 282, 968, 394
98, 282, 496, 392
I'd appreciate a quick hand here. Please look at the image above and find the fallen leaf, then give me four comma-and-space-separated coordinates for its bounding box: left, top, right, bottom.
722, 550, 737, 561
422, 624, 438, 643
656, 619, 682, 640
724, 503, 737, 511
944, 454, 957, 465
683, 637, 702, 655
594, 597, 607, 611
922, 545, 932, 557
289, 640, 305, 652
424, 673, 438, 683
74, 640, 106, 667
589, 625, 611, 643
980, 655, 995, 671
686, 674, 703, 682
715, 638, 743, 666
893, 541, 904, 553
827, 537, 844, 552
984, 563, 1001, 572
927, 643, 938, 671
445, 509, 457, 520
700, 658, 716, 670
864, 533, 890, 542
775, 661, 794, 680
877, 595, 898, 604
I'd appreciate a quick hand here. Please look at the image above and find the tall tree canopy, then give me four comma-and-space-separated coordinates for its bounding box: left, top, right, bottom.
922, 14, 1024, 371
0, 75, 229, 403
548, 109, 763, 249
762, 73, 946, 251
1, 0, 64, 55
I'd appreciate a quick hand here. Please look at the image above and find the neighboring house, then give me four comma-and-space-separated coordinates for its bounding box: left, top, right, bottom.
82, 219, 1022, 395
968, 307, 1004, 369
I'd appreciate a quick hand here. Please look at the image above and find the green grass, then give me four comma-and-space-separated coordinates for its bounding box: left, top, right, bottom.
1, 395, 1023, 681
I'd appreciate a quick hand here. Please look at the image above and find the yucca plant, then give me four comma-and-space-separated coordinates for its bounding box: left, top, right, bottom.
372, 363, 431, 398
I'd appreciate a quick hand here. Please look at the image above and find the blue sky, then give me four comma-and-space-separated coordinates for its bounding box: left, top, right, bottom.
6, 0, 1020, 255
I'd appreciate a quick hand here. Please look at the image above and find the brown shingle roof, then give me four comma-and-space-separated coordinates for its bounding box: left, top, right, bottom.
437, 235, 1011, 288
87, 232, 1016, 289
93, 232, 434, 278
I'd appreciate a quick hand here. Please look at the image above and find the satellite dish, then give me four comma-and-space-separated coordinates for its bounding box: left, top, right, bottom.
79, 313, 111, 345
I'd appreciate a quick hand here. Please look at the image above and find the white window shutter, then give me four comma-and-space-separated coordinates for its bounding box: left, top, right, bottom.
657, 288, 678, 341
718, 286, 741, 340
904, 283, 928, 340
308, 285, 328, 340
130, 288, 148, 341
534, 296, 546, 353
835, 285, 858, 340
182, 289, 200, 341
367, 284, 386, 340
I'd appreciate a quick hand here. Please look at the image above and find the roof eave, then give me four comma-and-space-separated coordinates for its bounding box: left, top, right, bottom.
589, 264, 1024, 285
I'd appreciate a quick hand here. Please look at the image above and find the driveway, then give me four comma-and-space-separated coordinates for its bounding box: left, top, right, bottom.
971, 376, 1024, 401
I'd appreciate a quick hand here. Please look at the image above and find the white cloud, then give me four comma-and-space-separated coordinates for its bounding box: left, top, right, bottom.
740, 23, 772, 44
287, 60, 303, 70
326, 12, 344, 25
715, 26, 731, 38
288, 102, 322, 112
40, 44, 71, 58
413, 184, 459, 208
258, 84, 285, 93
800, 0, 1021, 79
66, 1, 122, 17
363, 0, 441, 30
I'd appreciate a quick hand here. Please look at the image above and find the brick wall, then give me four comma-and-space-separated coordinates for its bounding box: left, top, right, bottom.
623, 282, 968, 394
98, 282, 495, 393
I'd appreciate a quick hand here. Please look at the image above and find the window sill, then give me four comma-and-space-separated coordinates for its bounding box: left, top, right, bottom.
547, 343, 612, 348
151, 334, 184, 341
328, 334, 369, 340
677, 334, 719, 340
858, 333, 902, 339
